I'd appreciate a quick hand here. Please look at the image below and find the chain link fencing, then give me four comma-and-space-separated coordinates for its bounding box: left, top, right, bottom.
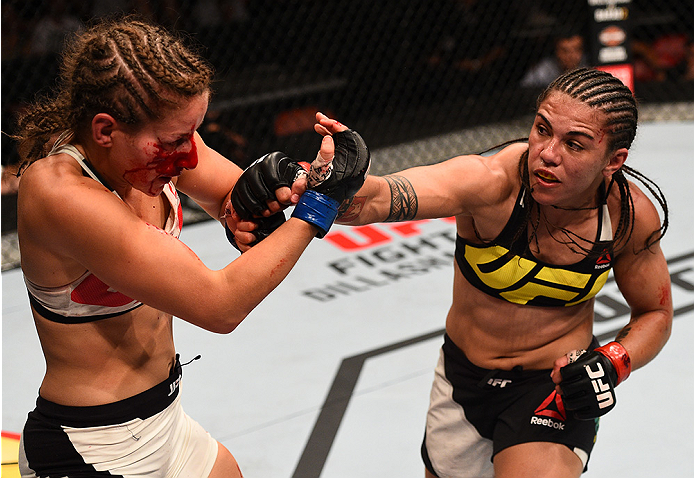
2, 0, 693, 268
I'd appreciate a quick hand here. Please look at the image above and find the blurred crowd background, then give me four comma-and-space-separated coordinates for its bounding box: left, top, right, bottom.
2, 0, 693, 239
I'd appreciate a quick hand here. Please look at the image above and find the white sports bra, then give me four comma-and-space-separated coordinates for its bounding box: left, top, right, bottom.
24, 143, 183, 323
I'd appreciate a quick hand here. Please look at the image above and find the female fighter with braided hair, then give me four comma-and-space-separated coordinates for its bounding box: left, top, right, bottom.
325, 67, 673, 477
14, 17, 367, 477
322, 67, 672, 477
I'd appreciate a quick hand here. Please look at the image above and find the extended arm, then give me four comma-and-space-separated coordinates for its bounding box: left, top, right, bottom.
335, 142, 527, 226
20, 164, 318, 334
19, 125, 361, 334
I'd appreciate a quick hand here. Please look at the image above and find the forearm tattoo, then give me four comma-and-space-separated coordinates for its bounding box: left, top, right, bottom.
615, 324, 632, 342
385, 175, 418, 222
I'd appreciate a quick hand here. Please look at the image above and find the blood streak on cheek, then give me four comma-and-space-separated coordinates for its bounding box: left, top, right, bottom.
151, 136, 199, 176
123, 137, 199, 192
598, 129, 606, 144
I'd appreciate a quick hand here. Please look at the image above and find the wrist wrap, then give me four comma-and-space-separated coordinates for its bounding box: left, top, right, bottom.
291, 189, 339, 238
596, 341, 631, 385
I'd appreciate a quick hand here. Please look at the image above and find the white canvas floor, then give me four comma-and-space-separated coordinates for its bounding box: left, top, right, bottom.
3, 121, 694, 477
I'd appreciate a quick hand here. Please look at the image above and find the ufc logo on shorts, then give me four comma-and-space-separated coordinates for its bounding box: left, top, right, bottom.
584, 362, 614, 409
168, 376, 181, 396
487, 378, 512, 388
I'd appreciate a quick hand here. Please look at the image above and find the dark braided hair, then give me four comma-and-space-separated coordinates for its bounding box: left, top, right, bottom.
14, 16, 214, 168
514, 67, 668, 255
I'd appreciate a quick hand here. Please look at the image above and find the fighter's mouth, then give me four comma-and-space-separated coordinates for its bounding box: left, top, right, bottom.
535, 170, 560, 183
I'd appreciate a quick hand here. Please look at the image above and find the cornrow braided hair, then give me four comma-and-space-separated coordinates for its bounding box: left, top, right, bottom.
15, 16, 214, 169
513, 67, 668, 256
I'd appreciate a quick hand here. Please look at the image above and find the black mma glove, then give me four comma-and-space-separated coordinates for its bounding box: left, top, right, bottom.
231, 151, 305, 219
559, 342, 631, 420
228, 151, 305, 247
291, 129, 370, 237
310, 129, 370, 205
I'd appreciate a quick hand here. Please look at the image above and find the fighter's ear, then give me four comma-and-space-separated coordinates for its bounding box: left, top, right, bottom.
603, 148, 627, 177
92, 113, 118, 147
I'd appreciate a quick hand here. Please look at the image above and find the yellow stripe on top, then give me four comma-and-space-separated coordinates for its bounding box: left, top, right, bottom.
464, 244, 536, 287
463, 243, 610, 306
565, 269, 610, 306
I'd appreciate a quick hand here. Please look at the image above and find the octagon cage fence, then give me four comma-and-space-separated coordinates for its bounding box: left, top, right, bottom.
2, 0, 693, 267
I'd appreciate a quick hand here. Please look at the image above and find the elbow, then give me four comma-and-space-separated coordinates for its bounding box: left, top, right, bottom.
203, 324, 238, 335
183, 308, 248, 334
207, 323, 239, 334
206, 312, 247, 334
662, 309, 674, 344
647, 307, 674, 353
659, 292, 674, 341
178, 275, 258, 334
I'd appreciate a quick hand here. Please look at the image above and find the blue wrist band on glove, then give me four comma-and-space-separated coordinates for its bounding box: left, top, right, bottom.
291, 189, 340, 238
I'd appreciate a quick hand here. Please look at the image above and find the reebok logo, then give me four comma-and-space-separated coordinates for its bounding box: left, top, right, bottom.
534, 390, 566, 420
531, 390, 566, 430
530, 416, 566, 430
595, 249, 612, 269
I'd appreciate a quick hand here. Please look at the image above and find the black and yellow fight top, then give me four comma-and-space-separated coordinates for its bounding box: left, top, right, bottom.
455, 186, 614, 307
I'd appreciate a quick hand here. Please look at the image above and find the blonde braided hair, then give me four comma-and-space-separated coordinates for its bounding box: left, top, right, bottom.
15, 16, 214, 168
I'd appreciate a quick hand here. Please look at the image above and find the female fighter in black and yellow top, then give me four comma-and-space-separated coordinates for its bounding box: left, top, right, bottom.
231, 67, 672, 478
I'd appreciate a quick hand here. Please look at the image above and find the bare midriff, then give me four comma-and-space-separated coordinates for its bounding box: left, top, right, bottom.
33, 304, 176, 406
445, 267, 595, 371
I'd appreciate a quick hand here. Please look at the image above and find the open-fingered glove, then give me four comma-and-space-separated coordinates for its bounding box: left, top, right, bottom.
231, 151, 304, 219
291, 129, 370, 237
559, 342, 631, 420
227, 151, 305, 247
